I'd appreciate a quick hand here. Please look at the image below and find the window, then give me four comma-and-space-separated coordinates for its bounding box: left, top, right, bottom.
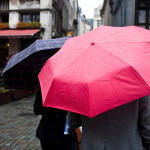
21, 14, 40, 23
0, 0, 9, 10
97, 20, 101, 27
32, 14, 40, 22
0, 15, 9, 23
136, 0, 150, 29
22, 15, 30, 23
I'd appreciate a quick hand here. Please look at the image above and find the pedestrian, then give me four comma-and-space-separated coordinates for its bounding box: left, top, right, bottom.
34, 88, 79, 150
67, 95, 150, 150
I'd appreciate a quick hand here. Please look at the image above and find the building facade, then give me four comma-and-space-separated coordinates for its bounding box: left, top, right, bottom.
0, 0, 78, 70
93, 5, 102, 29
101, 0, 149, 29
108, 0, 135, 27
135, 0, 150, 29
101, 0, 112, 26
77, 9, 92, 35
79, 19, 92, 35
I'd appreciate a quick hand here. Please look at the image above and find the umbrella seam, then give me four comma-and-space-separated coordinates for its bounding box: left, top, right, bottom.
95, 26, 132, 43
3, 37, 69, 73
95, 45, 144, 80
74, 26, 130, 44
110, 80, 121, 103
53, 44, 92, 79
93, 44, 150, 89
87, 83, 91, 117
96, 42, 150, 43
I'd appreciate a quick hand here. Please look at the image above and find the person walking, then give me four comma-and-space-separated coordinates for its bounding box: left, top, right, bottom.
34, 88, 79, 150
67, 95, 150, 150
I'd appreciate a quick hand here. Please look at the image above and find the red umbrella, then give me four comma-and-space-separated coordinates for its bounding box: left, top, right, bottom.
38, 26, 150, 118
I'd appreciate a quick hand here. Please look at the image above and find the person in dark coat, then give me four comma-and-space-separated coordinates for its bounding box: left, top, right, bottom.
34, 88, 79, 150
67, 95, 150, 150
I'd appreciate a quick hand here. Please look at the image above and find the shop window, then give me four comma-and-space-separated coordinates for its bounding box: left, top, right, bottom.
136, 0, 150, 29
0, 0, 9, 10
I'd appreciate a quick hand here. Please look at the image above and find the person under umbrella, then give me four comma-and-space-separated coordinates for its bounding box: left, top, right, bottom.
67, 95, 150, 150
2, 37, 80, 150
34, 88, 80, 150
37, 26, 150, 150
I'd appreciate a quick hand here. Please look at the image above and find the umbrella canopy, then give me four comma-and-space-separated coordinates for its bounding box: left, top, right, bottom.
39, 26, 150, 118
3, 37, 69, 90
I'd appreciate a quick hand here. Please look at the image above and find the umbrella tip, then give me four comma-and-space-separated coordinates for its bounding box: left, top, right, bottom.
91, 43, 95, 45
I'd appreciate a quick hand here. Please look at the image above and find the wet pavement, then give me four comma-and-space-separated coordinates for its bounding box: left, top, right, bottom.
0, 95, 42, 150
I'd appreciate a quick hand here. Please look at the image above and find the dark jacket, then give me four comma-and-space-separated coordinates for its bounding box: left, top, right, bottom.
34, 88, 76, 146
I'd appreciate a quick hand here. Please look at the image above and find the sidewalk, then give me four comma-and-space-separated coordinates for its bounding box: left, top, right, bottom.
0, 95, 42, 150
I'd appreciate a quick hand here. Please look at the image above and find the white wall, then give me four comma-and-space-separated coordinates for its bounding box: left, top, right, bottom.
79, 20, 91, 35
93, 5, 102, 29
40, 0, 52, 9
9, 0, 19, 10
9, 12, 20, 28
40, 11, 52, 39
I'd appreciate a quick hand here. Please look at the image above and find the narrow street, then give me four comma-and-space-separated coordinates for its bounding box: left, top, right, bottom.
0, 95, 42, 150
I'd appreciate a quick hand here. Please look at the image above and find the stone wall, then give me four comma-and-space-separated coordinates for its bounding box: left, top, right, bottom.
9, 0, 52, 10
40, 11, 52, 39
111, 0, 135, 27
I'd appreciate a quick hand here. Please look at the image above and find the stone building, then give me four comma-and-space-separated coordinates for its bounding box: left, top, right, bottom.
108, 0, 135, 27
0, 0, 78, 70
79, 19, 92, 35
93, 4, 102, 29
101, 0, 112, 26
77, 9, 92, 35
101, 0, 148, 29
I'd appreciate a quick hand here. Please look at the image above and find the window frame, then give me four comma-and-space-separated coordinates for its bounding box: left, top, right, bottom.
97, 20, 101, 27
135, 0, 150, 29
21, 13, 40, 23
21, 14, 30, 23
0, 0, 9, 10
31, 14, 40, 22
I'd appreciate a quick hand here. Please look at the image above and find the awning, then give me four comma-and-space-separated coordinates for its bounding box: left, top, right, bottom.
0, 29, 41, 39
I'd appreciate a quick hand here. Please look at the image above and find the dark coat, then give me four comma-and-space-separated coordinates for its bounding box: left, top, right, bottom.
34, 88, 76, 146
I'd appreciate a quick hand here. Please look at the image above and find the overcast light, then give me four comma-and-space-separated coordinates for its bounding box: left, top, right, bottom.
78, 0, 104, 18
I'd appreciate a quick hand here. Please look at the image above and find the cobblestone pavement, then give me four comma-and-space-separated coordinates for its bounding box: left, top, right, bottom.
0, 95, 42, 150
